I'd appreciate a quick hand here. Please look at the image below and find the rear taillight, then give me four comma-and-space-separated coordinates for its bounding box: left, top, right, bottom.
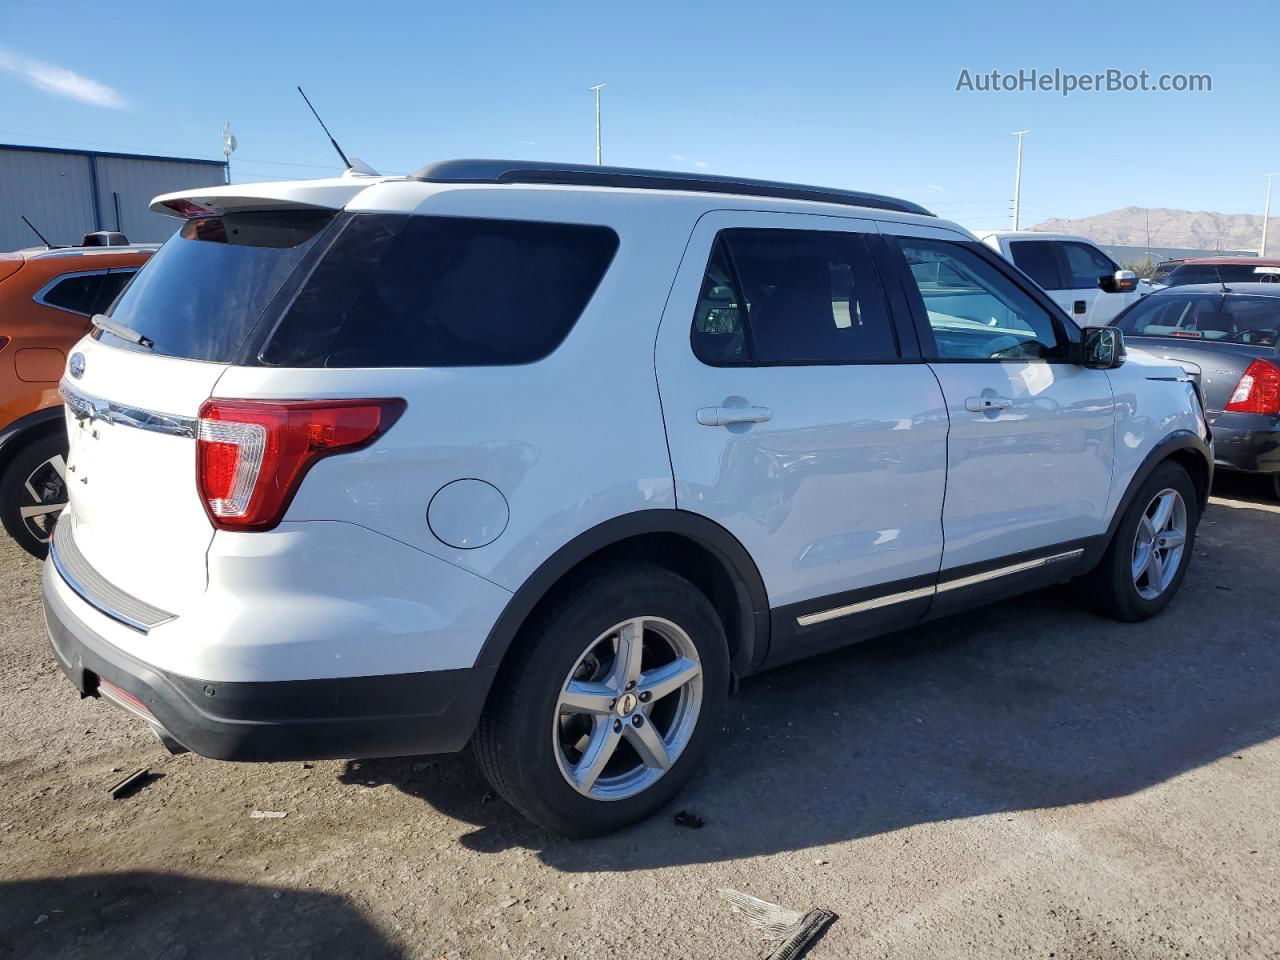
1225, 359, 1280, 415
196, 398, 406, 531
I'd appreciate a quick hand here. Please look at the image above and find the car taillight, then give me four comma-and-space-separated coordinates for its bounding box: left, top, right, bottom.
1224, 359, 1280, 415
196, 398, 406, 531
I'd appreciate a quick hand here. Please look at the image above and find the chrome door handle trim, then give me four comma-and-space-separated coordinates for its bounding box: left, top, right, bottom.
964, 396, 1012, 413
696, 406, 772, 427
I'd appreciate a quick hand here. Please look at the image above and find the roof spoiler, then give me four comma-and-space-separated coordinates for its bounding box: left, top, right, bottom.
150, 178, 382, 219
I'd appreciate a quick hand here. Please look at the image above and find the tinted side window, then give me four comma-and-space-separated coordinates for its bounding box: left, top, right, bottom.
893, 237, 1062, 361
694, 229, 898, 364
93, 270, 136, 315
1008, 241, 1064, 290
40, 273, 104, 314
1061, 241, 1116, 288
690, 239, 748, 364
267, 215, 619, 367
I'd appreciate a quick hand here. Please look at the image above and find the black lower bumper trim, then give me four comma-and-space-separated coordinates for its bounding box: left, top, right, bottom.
43, 564, 496, 762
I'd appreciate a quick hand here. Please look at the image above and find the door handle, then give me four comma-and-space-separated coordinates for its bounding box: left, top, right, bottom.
697, 405, 772, 426
965, 396, 1012, 413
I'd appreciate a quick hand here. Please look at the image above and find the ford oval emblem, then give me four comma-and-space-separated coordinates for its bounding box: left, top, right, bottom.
69, 352, 85, 379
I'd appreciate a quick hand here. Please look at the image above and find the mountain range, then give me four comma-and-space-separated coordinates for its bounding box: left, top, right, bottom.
1029, 206, 1266, 254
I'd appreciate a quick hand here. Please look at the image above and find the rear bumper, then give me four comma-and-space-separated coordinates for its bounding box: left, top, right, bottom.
1208, 412, 1280, 474
43, 562, 496, 761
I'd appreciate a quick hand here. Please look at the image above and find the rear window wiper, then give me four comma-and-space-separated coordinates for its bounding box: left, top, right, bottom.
92, 313, 154, 350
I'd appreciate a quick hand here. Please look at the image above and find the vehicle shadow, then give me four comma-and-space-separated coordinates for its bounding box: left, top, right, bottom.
345, 489, 1280, 873
0, 871, 406, 960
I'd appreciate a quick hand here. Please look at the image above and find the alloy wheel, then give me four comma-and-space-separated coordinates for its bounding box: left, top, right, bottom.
1131, 487, 1187, 601
552, 616, 703, 801
18, 453, 67, 545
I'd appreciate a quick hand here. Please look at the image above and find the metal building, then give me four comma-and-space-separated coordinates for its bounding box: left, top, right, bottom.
0, 144, 227, 251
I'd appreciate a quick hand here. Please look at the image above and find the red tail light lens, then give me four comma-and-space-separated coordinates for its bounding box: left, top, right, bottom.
196, 398, 406, 531
1224, 359, 1280, 414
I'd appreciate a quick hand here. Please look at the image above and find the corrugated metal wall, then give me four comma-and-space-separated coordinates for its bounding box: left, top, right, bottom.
0, 146, 227, 251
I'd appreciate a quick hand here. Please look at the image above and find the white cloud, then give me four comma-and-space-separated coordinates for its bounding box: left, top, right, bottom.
0, 49, 127, 109
928, 184, 946, 194
694, 161, 710, 169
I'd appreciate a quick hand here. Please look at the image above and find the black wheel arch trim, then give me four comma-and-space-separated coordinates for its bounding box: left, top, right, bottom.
473, 509, 771, 678
1106, 430, 1212, 542
0, 406, 66, 474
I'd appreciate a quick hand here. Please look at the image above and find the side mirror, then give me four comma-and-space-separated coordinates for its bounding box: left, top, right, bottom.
1082, 326, 1125, 369
1099, 269, 1139, 294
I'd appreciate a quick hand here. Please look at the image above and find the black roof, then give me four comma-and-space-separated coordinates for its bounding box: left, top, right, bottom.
411, 159, 932, 216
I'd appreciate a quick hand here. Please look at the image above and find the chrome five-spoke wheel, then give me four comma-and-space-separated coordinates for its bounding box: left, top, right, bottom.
553, 616, 703, 801
1131, 487, 1187, 601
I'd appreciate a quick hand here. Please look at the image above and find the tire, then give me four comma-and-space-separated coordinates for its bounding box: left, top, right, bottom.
0, 432, 69, 560
473, 564, 730, 837
1085, 461, 1199, 622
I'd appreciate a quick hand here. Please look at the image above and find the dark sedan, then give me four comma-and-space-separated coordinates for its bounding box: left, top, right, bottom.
1111, 283, 1280, 496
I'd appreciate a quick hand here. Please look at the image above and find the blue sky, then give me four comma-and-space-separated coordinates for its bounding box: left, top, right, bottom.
2, 0, 1277, 235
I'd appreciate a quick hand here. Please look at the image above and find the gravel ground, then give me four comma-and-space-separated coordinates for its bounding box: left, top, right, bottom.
2, 477, 1278, 959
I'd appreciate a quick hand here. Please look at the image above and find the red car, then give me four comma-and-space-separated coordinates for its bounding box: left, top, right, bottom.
1163, 257, 1280, 287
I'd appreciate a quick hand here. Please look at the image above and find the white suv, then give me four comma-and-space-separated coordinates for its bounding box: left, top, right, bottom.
44, 161, 1211, 836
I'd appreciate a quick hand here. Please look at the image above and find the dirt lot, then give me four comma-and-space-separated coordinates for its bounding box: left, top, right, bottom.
2, 478, 1279, 959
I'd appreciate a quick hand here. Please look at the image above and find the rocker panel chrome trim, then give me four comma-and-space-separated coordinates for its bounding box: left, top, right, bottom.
795, 585, 935, 627
794, 548, 1085, 627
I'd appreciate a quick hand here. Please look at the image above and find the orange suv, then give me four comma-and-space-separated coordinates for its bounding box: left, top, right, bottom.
0, 235, 155, 557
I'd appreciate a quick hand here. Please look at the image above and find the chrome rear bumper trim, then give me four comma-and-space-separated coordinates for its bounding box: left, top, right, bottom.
49, 515, 176, 634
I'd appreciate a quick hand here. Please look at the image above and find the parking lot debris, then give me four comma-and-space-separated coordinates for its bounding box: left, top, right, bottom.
107, 768, 151, 800
719, 889, 837, 960
249, 810, 288, 819
673, 810, 705, 829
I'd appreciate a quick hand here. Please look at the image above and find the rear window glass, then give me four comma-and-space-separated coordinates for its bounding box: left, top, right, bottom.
263, 215, 618, 367
1114, 293, 1280, 344
95, 210, 334, 361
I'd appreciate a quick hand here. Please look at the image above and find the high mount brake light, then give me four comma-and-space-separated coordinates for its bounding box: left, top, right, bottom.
195, 398, 406, 531
1224, 359, 1280, 415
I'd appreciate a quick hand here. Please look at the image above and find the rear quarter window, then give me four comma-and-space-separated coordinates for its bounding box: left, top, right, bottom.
262, 215, 619, 367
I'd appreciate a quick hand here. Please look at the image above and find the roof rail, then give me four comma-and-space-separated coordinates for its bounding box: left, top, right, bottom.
411, 159, 933, 217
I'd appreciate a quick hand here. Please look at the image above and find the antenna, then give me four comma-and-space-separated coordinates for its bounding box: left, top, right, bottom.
20, 215, 52, 248
1214, 264, 1230, 294
297, 86, 352, 169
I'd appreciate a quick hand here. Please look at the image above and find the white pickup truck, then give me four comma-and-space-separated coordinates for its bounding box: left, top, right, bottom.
981, 232, 1142, 326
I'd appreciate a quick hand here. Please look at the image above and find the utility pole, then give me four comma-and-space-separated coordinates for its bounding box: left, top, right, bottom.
1262, 173, 1278, 257
1011, 130, 1029, 231
590, 83, 607, 165
222, 121, 237, 185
